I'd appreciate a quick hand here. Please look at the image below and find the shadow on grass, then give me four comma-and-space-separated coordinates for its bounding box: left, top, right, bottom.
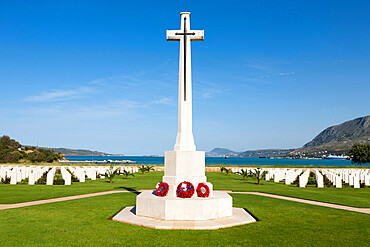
117, 187, 141, 195
243, 208, 260, 222
244, 181, 262, 185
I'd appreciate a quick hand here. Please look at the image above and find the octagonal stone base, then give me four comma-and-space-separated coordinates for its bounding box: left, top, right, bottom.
136, 190, 232, 220
112, 207, 256, 230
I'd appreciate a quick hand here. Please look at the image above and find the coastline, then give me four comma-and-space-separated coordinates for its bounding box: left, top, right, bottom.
60, 156, 369, 168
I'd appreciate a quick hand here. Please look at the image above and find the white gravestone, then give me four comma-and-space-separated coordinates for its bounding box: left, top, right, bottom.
29, 171, 35, 185
135, 12, 233, 221
61, 167, 71, 185
47, 167, 56, 185
10, 169, 17, 184
299, 169, 310, 188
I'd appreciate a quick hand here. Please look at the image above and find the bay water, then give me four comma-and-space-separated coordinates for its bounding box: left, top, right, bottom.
64, 156, 365, 167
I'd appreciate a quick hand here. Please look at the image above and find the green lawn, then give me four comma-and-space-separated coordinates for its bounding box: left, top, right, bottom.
0, 192, 368, 246
0, 172, 369, 208
207, 172, 370, 208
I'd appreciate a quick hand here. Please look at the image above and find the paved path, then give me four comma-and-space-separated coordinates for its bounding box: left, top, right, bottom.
0, 190, 130, 210
231, 191, 370, 214
0, 190, 369, 214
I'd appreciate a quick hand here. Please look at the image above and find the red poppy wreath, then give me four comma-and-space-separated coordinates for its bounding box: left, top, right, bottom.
155, 182, 169, 197
176, 181, 195, 198
196, 183, 210, 198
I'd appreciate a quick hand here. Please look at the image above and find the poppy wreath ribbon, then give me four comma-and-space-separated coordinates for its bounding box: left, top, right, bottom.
155, 182, 169, 197
196, 183, 210, 198
176, 181, 195, 198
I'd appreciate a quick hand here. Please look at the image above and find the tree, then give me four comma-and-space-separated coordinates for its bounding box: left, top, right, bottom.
105, 164, 119, 183
236, 169, 249, 180
0, 136, 21, 150
138, 165, 147, 174
145, 165, 154, 173
224, 167, 231, 176
219, 166, 226, 174
250, 168, 268, 185
349, 143, 370, 165
122, 169, 135, 179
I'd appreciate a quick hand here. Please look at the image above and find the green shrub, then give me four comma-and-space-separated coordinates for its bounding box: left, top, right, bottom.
0, 177, 10, 184
323, 175, 333, 187
67, 169, 79, 182
307, 172, 317, 186
53, 169, 65, 185
35, 170, 50, 185
18, 178, 29, 185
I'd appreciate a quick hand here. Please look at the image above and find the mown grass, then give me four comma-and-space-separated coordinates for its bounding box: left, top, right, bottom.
0, 172, 369, 208
207, 172, 370, 208
0, 193, 368, 246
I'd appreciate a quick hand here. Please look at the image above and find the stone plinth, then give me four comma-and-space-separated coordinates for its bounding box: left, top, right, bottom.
136, 191, 232, 220
112, 207, 256, 230
163, 150, 211, 197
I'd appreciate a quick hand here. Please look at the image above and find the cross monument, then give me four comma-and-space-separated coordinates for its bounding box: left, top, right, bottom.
127, 12, 253, 226
166, 12, 204, 151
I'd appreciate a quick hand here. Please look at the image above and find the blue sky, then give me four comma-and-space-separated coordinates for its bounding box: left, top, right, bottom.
0, 1, 369, 155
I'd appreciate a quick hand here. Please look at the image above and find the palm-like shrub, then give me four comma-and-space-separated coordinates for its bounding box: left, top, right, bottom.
224, 167, 231, 176
105, 164, 119, 183
145, 165, 155, 173
138, 165, 146, 174
250, 168, 268, 185
236, 169, 249, 180
122, 169, 135, 179
220, 166, 226, 174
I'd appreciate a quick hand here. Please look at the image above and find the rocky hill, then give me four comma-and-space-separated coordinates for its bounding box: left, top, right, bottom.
206, 148, 239, 157
43, 147, 111, 156
238, 149, 295, 158
302, 115, 370, 151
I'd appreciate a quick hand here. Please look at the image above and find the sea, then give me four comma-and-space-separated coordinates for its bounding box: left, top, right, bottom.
64, 156, 367, 167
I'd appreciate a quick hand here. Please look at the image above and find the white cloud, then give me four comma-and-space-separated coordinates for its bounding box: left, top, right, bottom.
150, 97, 174, 105
278, 72, 295, 76
23, 87, 95, 102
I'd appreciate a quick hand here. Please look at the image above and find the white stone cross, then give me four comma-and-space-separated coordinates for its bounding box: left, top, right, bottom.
166, 12, 204, 151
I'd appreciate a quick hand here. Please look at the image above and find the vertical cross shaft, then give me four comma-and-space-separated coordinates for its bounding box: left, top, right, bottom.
175, 17, 195, 101
166, 12, 204, 151
183, 17, 187, 101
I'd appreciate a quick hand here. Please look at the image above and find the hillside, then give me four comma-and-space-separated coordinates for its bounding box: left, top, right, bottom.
43, 147, 111, 156
238, 149, 295, 158
0, 135, 62, 163
206, 148, 239, 157
302, 115, 370, 151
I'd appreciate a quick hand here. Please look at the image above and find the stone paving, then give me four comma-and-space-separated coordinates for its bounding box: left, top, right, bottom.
0, 190, 130, 210
232, 191, 370, 214
112, 206, 256, 230
0, 190, 369, 215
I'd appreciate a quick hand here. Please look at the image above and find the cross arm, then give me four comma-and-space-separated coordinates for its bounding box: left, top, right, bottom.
167, 30, 181, 41
190, 30, 204, 41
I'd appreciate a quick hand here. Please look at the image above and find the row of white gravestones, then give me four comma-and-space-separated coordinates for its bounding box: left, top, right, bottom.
285, 169, 302, 185
0, 166, 49, 185
118, 166, 139, 173
1, 165, 141, 185
274, 169, 289, 182
29, 167, 49, 185
85, 167, 97, 180
321, 169, 370, 188
68, 167, 86, 182
233, 167, 369, 188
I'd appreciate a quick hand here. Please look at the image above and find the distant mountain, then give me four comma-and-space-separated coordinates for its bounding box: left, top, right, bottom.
44, 147, 112, 156
206, 148, 239, 157
302, 115, 370, 151
238, 149, 295, 158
